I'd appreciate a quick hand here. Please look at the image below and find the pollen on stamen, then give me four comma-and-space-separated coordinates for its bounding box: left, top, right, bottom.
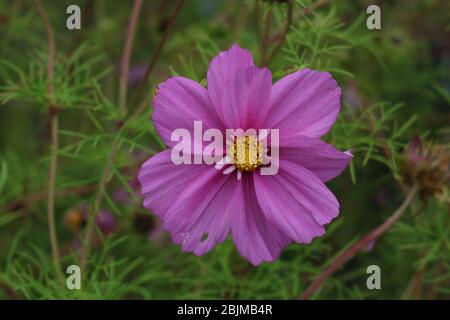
228, 135, 264, 172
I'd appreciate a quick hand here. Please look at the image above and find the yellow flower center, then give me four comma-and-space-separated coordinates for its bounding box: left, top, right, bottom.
229, 135, 264, 172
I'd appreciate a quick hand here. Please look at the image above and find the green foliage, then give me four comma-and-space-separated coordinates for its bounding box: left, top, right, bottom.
0, 0, 448, 300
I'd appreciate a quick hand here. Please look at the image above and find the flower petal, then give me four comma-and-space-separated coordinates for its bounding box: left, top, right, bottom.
171, 174, 242, 256
254, 159, 340, 240
138, 150, 237, 256
264, 69, 341, 138
152, 77, 223, 147
221, 66, 272, 128
231, 175, 291, 265
280, 134, 352, 182
207, 44, 255, 126
138, 150, 213, 219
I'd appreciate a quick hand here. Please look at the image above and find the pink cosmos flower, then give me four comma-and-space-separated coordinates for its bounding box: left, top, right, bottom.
138, 44, 352, 265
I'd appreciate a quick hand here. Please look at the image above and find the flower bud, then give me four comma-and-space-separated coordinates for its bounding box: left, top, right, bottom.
399, 137, 450, 200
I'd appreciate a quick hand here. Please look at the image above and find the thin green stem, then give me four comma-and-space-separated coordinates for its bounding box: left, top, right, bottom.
80, 135, 120, 273
80, 0, 185, 276
254, 0, 261, 43
47, 111, 63, 285
299, 184, 419, 299
128, 0, 186, 116
269, 0, 334, 42
32, 0, 64, 286
119, 0, 143, 118
265, 1, 293, 65
260, 8, 272, 65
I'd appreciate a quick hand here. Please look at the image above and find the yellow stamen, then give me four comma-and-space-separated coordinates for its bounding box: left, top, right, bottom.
228, 135, 263, 172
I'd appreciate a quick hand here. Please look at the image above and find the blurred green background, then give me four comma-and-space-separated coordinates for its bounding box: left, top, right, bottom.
0, 0, 449, 299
